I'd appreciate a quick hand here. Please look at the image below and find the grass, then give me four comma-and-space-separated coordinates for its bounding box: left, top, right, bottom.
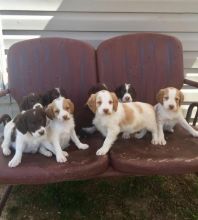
4, 174, 198, 220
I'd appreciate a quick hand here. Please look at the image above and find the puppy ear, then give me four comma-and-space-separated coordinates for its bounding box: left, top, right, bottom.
87, 94, 97, 113
111, 92, 118, 112
45, 103, 55, 120
130, 86, 137, 101
15, 114, 28, 134
156, 89, 165, 104
115, 86, 121, 98
60, 88, 67, 98
67, 99, 74, 114
42, 92, 51, 107
178, 90, 184, 106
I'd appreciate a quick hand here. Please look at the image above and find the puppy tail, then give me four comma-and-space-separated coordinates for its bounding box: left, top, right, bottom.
0, 114, 12, 126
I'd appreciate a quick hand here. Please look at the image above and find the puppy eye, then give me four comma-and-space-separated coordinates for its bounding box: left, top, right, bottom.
97, 101, 102, 105
66, 107, 69, 110
54, 109, 59, 114
164, 96, 169, 100
109, 100, 113, 104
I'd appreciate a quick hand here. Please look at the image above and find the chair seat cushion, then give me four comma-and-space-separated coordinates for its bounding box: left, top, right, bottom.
0, 136, 108, 184
110, 126, 198, 175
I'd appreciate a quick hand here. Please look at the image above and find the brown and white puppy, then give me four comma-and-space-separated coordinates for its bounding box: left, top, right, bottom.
20, 93, 42, 111
87, 90, 159, 155
80, 83, 108, 136
45, 96, 89, 162
42, 87, 67, 107
1, 108, 52, 167
155, 87, 198, 145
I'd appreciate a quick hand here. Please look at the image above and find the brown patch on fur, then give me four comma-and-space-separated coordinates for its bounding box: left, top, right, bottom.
63, 98, 74, 114
45, 103, 55, 120
134, 103, 143, 113
87, 94, 97, 113
110, 92, 118, 112
156, 88, 169, 104
120, 104, 134, 126
176, 89, 184, 106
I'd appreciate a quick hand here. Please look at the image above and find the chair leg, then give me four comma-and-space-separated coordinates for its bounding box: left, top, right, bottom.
0, 185, 13, 216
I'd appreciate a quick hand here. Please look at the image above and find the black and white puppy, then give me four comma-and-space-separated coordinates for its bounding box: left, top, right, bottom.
42, 88, 67, 107
115, 83, 136, 103
1, 108, 52, 167
20, 93, 42, 111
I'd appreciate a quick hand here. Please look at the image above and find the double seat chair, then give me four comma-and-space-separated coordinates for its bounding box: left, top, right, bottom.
0, 33, 197, 186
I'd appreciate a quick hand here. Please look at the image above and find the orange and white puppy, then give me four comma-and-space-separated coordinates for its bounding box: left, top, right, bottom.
45, 97, 89, 162
156, 87, 198, 145
87, 90, 159, 155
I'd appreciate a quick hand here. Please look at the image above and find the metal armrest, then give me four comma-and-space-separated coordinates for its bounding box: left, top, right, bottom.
184, 79, 198, 88
186, 103, 198, 126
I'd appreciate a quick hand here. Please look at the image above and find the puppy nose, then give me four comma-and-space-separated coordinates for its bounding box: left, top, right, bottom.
169, 105, 174, 110
125, 96, 130, 101
103, 109, 109, 114
39, 130, 44, 136
63, 115, 69, 120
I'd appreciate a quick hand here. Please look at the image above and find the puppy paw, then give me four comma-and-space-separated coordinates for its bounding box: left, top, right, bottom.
62, 151, 69, 157
43, 151, 52, 157
8, 157, 21, 167
2, 148, 11, 156
122, 133, 130, 139
78, 143, 89, 150
151, 139, 159, 145
158, 138, 167, 146
96, 147, 108, 156
56, 153, 67, 163
134, 129, 147, 139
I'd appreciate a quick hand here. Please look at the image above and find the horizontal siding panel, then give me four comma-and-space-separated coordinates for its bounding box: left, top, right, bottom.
183, 52, 198, 68
181, 89, 198, 102
1, 0, 198, 13
3, 32, 198, 51
2, 13, 198, 32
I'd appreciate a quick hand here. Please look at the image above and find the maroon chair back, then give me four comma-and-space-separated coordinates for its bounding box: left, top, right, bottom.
97, 33, 184, 104
7, 38, 97, 126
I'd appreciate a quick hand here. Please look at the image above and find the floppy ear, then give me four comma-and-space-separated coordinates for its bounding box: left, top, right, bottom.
42, 92, 51, 107
111, 92, 118, 112
67, 99, 74, 114
60, 88, 67, 98
20, 96, 29, 111
114, 86, 121, 98
130, 86, 137, 101
178, 90, 184, 106
87, 94, 97, 113
15, 114, 28, 134
156, 89, 165, 104
45, 103, 55, 120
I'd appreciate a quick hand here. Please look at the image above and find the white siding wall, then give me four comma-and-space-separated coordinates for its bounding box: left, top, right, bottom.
0, 0, 198, 117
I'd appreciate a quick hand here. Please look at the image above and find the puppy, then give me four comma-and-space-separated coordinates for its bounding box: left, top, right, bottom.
156, 87, 198, 145
42, 87, 67, 107
1, 108, 52, 167
87, 90, 159, 155
81, 83, 108, 135
45, 96, 89, 162
20, 93, 42, 111
115, 83, 136, 102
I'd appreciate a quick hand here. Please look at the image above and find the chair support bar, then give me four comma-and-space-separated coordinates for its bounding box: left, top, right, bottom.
184, 79, 198, 88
